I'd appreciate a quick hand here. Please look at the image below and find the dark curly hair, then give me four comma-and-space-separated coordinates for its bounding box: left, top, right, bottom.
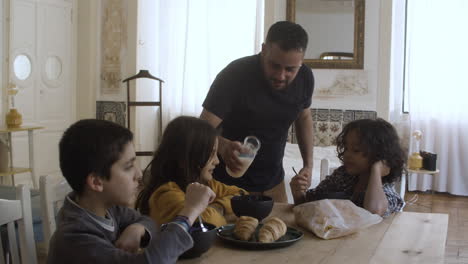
136, 116, 217, 215
335, 118, 407, 184
265, 21, 308, 52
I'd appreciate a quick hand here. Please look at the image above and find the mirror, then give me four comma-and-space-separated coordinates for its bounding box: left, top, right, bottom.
13, 54, 32, 80
45, 56, 62, 80
287, 0, 365, 69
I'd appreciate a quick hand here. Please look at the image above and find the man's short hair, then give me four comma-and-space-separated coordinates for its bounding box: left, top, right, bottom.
265, 21, 308, 52
59, 119, 133, 194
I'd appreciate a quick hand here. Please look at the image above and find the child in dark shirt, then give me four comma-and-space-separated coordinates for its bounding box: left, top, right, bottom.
290, 118, 405, 216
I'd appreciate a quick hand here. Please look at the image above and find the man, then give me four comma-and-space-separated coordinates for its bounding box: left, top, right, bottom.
200, 21, 314, 202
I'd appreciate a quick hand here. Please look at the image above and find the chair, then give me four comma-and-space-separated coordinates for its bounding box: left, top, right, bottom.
396, 172, 406, 204
39, 175, 72, 253
0, 185, 38, 264
319, 158, 333, 182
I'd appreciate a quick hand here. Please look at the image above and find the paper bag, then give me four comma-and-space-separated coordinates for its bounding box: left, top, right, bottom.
293, 199, 382, 239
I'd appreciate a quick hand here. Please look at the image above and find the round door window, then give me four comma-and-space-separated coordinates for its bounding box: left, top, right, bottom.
45, 56, 62, 80
13, 54, 32, 80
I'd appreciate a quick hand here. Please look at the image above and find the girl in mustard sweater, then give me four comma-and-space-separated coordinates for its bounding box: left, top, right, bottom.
136, 116, 246, 227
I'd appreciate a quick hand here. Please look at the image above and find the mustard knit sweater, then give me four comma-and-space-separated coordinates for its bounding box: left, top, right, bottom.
148, 179, 246, 227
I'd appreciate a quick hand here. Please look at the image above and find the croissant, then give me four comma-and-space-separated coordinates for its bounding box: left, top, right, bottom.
233, 216, 259, 241
258, 217, 287, 243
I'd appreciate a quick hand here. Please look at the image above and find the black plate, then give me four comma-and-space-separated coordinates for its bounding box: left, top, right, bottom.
217, 224, 303, 250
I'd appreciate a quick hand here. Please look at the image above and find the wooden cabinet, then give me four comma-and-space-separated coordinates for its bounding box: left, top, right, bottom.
0, 126, 43, 188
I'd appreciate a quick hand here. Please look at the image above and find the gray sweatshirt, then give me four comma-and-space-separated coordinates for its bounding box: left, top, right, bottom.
47, 193, 193, 264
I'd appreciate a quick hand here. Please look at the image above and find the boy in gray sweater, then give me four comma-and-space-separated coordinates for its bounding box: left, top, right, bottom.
47, 119, 215, 264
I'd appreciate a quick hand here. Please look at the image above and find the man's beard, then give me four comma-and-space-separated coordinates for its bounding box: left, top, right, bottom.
269, 79, 288, 90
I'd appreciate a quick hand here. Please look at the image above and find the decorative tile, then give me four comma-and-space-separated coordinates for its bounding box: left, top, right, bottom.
96, 101, 126, 127
310, 108, 318, 121
328, 121, 342, 144
343, 110, 355, 123
100, 0, 127, 95
287, 108, 378, 146
354, 110, 377, 120
329, 109, 343, 122
316, 109, 330, 122
315, 121, 330, 146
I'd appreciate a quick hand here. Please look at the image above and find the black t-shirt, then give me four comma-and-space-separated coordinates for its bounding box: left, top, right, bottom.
202, 54, 314, 192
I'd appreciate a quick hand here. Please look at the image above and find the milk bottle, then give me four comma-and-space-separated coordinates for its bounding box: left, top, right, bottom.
226, 136, 261, 178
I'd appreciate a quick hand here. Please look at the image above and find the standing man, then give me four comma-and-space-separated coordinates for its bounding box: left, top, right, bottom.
200, 21, 314, 202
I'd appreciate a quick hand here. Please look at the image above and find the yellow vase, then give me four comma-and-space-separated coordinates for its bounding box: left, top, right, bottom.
6, 108, 22, 128
408, 152, 423, 170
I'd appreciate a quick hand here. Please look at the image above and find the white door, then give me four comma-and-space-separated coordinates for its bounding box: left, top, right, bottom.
9, 0, 76, 186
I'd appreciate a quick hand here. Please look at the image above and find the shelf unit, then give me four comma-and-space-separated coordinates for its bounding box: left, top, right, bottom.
0, 126, 43, 188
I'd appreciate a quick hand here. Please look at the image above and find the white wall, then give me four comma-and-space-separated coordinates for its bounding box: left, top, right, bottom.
75, 0, 138, 119
74, 0, 395, 119
0, 0, 4, 126
2, 0, 396, 122
135, 0, 159, 164
76, 0, 98, 119
265, 0, 392, 116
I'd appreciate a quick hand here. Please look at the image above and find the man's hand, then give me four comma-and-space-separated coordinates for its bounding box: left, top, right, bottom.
200, 108, 247, 176
219, 138, 244, 173
115, 223, 146, 253
179, 183, 216, 225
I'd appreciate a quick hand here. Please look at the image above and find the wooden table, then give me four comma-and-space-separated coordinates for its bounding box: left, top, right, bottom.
179, 203, 449, 264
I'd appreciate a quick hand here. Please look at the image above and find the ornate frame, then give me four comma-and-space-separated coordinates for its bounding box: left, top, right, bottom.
286, 0, 365, 69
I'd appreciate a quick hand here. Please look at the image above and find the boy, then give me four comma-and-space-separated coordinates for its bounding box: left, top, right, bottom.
47, 119, 216, 263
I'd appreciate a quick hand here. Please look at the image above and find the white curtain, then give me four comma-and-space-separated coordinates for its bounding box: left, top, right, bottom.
406, 0, 468, 195
155, 0, 264, 124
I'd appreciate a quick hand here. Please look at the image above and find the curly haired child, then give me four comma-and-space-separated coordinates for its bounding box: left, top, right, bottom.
290, 118, 406, 216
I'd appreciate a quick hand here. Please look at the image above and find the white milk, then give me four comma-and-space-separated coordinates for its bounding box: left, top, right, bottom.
226, 156, 254, 178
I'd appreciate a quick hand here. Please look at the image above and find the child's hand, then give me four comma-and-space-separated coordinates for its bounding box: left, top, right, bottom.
290, 174, 309, 203
179, 183, 216, 225
298, 167, 313, 187
371, 160, 390, 177
115, 223, 146, 253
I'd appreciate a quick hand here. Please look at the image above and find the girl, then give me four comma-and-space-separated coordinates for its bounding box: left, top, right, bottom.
290, 118, 406, 216
136, 116, 246, 227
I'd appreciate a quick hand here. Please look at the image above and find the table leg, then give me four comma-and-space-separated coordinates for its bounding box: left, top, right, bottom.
28, 130, 37, 189
8, 132, 14, 186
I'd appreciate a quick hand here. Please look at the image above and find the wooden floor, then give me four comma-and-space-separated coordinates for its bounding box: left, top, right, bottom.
37, 191, 468, 264
404, 191, 468, 264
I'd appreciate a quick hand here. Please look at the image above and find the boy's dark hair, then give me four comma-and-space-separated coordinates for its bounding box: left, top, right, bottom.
59, 119, 133, 194
335, 118, 407, 184
136, 116, 217, 214
265, 21, 308, 52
